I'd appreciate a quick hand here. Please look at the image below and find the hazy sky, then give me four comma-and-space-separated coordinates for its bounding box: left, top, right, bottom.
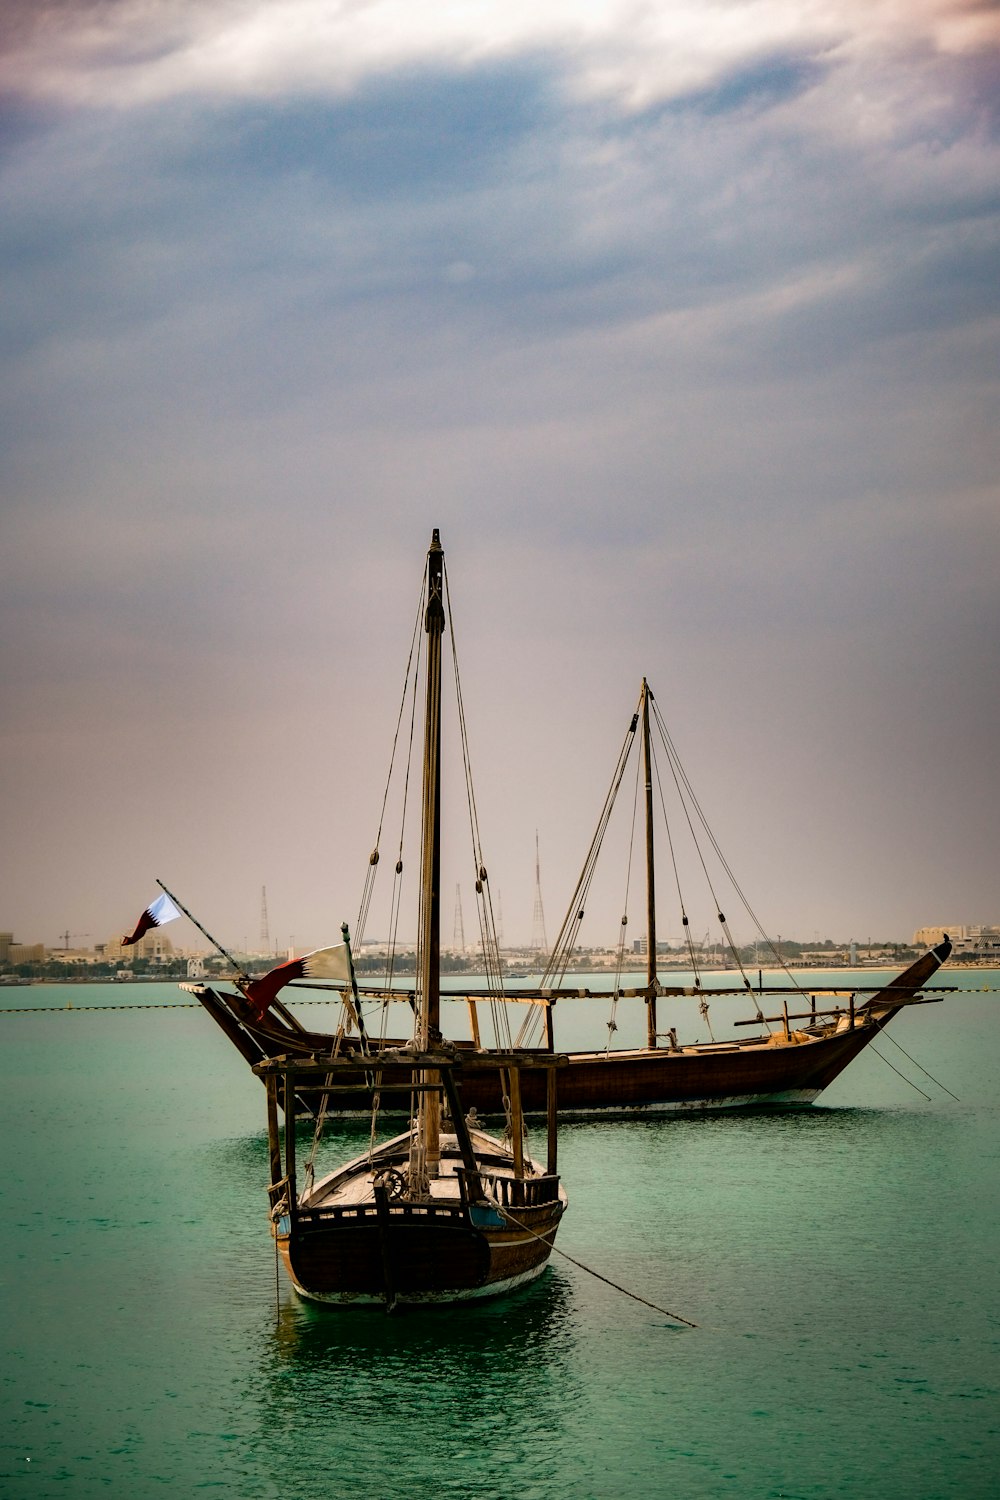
2, 1, 998, 956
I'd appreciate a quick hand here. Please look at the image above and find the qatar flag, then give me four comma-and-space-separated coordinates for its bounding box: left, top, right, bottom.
122, 891, 182, 946
245, 943, 351, 1019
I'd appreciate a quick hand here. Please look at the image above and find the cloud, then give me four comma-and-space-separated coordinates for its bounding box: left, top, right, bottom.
2, 0, 997, 114
0, 2, 997, 945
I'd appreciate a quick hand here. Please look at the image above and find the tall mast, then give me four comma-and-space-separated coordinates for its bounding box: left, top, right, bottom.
642, 678, 658, 1048
418, 528, 445, 1174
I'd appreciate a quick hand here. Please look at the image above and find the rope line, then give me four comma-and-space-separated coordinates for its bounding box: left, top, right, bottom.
866, 1043, 932, 1101
880, 1032, 961, 1100
493, 1200, 698, 1327
3, 986, 996, 1016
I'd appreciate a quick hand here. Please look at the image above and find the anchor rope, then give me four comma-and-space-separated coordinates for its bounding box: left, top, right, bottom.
866, 1043, 932, 1101
491, 1199, 698, 1327
878, 1032, 960, 1101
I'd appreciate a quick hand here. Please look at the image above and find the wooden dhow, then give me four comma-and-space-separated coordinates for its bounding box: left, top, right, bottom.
258, 1048, 565, 1307
244, 529, 567, 1306
181, 560, 953, 1119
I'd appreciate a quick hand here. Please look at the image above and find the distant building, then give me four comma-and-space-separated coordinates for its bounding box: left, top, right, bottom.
913, 924, 1000, 960
103, 931, 176, 962
953, 926, 1000, 961
913, 925, 966, 947
9, 943, 45, 964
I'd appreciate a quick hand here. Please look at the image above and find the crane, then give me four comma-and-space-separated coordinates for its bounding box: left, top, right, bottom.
58, 931, 90, 950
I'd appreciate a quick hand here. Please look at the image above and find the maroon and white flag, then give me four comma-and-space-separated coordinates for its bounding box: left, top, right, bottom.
122, 892, 181, 946
245, 943, 351, 1019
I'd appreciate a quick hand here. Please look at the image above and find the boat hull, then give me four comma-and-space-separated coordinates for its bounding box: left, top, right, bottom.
197, 998, 900, 1115
277, 1197, 565, 1306
188, 941, 948, 1117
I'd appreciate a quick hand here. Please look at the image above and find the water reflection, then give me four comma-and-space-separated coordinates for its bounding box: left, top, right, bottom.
241, 1272, 585, 1499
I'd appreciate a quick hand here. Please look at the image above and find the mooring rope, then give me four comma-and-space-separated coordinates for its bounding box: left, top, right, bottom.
867, 1043, 932, 1101
879, 1032, 960, 1101
492, 1199, 698, 1327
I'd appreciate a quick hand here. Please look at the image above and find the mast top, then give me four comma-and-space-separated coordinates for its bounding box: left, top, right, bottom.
426, 529, 445, 631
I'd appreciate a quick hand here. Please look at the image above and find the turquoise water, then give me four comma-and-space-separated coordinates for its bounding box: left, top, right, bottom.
1, 973, 997, 1497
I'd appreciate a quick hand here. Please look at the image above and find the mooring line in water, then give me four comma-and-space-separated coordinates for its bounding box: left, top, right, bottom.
881, 1032, 960, 1101
495, 1203, 698, 1327
867, 1043, 932, 1101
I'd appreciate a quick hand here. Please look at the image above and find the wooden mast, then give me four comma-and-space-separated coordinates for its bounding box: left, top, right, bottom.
418, 528, 445, 1178
642, 678, 658, 1049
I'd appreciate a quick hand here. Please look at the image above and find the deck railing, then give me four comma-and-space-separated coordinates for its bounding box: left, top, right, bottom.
469, 1169, 561, 1209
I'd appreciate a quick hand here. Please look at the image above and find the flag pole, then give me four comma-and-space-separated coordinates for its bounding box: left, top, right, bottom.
341, 921, 369, 1051
155, 878, 250, 987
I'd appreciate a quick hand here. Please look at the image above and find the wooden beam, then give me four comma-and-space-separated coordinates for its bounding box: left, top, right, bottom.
508, 1066, 524, 1179
546, 1065, 558, 1177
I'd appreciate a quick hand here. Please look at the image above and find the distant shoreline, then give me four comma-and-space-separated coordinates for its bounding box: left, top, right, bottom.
8, 961, 1000, 987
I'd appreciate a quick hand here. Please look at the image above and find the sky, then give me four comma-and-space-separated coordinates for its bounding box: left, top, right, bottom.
1, 0, 998, 957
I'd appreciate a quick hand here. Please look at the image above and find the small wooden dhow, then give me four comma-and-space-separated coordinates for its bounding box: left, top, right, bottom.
246, 529, 567, 1306
183, 546, 953, 1118
258, 1048, 565, 1307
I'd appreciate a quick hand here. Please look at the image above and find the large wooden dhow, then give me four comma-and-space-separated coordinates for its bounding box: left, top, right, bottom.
186, 935, 951, 1118
180, 547, 953, 1118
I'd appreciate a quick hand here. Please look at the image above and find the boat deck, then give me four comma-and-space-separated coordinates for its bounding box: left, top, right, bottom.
307, 1128, 549, 1210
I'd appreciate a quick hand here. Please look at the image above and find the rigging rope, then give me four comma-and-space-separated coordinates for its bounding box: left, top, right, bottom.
649, 695, 808, 1011
443, 559, 511, 1050
542, 701, 641, 992
605, 746, 642, 1051
355, 568, 427, 950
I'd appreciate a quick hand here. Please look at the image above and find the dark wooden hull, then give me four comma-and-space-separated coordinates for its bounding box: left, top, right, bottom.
277, 1195, 565, 1305
188, 941, 949, 1117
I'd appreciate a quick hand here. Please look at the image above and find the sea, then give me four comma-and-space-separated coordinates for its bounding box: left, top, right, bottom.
1, 969, 997, 1499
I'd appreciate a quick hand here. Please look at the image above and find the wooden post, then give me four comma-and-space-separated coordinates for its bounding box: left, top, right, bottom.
283, 1071, 297, 1213
466, 998, 482, 1049
544, 1000, 555, 1053
546, 1065, 558, 1177
439, 1066, 482, 1201
849, 992, 855, 1030
782, 1000, 790, 1041
509, 1066, 524, 1179
374, 1185, 396, 1313
265, 1075, 282, 1196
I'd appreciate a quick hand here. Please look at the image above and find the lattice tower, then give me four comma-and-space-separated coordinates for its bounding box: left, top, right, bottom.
531, 830, 548, 954
453, 884, 465, 951
260, 886, 271, 955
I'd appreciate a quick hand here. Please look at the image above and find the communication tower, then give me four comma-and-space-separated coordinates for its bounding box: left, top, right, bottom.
531, 831, 548, 955
453, 884, 465, 952
260, 886, 271, 955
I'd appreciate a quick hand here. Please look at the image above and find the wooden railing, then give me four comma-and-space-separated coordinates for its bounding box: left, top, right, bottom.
470, 1169, 561, 1209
